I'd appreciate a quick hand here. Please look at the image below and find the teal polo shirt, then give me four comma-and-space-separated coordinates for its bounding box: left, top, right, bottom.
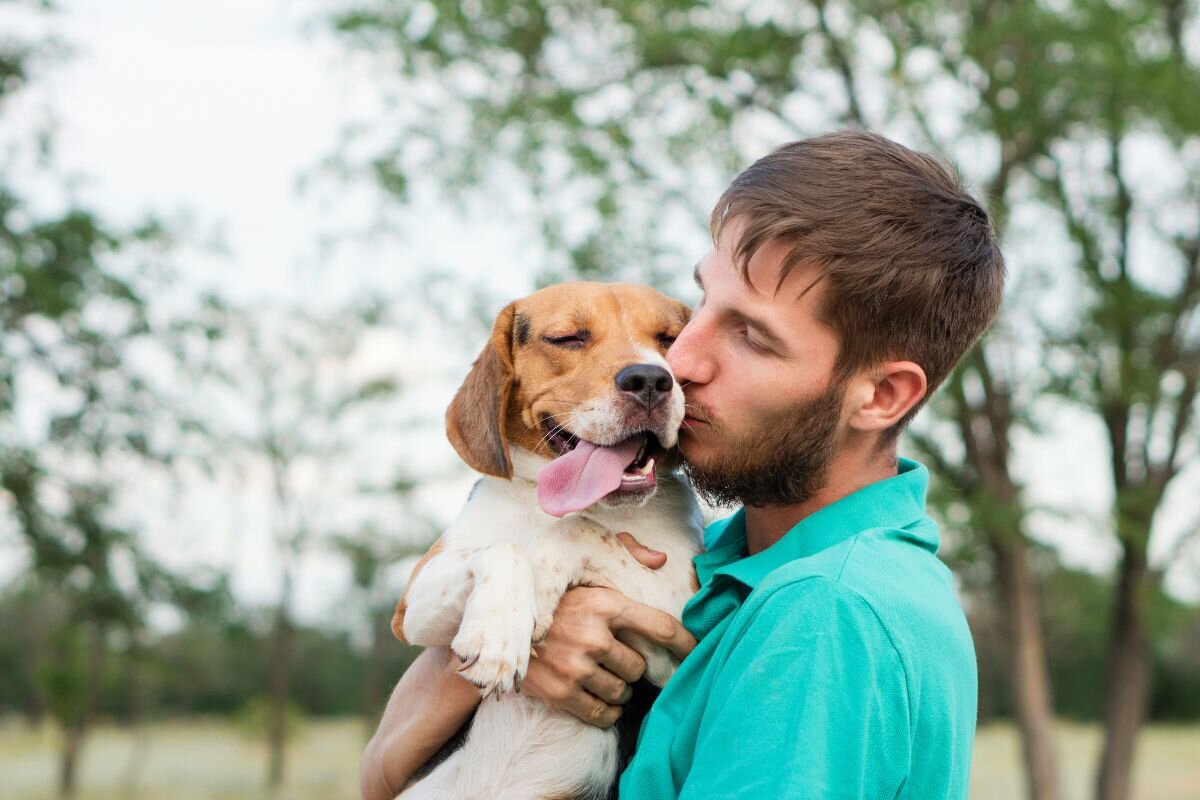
619, 458, 977, 799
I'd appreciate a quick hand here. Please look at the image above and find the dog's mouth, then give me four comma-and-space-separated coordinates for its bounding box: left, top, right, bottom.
544, 420, 663, 463
537, 419, 668, 517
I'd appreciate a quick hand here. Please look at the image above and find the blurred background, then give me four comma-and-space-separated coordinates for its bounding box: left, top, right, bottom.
0, 1, 1198, 799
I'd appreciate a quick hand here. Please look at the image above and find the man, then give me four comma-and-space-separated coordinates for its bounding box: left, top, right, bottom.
362, 130, 1004, 799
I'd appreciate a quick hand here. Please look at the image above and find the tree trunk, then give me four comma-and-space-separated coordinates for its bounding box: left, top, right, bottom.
266, 603, 293, 791
59, 623, 105, 799
991, 535, 1061, 800
58, 723, 83, 799
120, 640, 149, 791
1095, 544, 1151, 800
363, 607, 387, 738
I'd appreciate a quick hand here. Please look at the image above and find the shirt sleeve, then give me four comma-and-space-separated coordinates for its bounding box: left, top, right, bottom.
677, 578, 911, 800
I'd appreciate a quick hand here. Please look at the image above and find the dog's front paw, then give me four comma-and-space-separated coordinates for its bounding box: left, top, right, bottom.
452, 620, 530, 697
639, 642, 680, 688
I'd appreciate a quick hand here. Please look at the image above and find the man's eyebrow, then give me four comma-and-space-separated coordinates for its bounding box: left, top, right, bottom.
729, 309, 789, 353
692, 263, 703, 288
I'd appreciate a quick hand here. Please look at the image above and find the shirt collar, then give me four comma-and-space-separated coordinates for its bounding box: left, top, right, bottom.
693, 458, 936, 590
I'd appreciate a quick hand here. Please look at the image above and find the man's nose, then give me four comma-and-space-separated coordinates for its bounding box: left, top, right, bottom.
615, 364, 673, 410
667, 317, 713, 387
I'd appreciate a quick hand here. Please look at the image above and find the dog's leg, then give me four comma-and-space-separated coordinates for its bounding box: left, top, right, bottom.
401, 550, 475, 647
617, 633, 678, 686
452, 543, 537, 696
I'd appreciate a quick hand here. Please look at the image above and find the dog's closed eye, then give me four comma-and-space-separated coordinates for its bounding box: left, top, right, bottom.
543, 331, 591, 349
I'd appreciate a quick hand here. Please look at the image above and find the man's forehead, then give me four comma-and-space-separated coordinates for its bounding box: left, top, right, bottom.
696, 238, 824, 303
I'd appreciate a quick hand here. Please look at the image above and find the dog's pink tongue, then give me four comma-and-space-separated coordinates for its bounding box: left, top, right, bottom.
537, 438, 643, 518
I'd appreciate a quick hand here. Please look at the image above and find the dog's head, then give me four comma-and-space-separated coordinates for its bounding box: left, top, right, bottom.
447, 281, 690, 515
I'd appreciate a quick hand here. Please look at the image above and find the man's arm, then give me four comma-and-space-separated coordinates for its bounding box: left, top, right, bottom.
360, 647, 480, 800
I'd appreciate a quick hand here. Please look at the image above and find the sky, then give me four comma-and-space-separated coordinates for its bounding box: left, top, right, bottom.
1, 0, 1197, 623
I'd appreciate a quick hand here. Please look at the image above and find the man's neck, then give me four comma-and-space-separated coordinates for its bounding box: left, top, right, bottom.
743, 440, 899, 555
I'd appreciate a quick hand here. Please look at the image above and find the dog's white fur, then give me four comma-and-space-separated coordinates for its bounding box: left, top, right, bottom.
397, 340, 703, 800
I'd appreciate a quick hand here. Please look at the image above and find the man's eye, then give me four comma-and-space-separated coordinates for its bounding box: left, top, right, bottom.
543, 332, 590, 349
740, 329, 767, 352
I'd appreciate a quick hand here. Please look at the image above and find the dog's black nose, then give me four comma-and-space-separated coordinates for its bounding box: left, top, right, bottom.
616, 364, 673, 410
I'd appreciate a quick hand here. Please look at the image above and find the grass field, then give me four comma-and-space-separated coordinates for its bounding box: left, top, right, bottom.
2, 717, 1199, 799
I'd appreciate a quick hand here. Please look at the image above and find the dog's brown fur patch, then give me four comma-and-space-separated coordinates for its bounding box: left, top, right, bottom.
391, 537, 446, 643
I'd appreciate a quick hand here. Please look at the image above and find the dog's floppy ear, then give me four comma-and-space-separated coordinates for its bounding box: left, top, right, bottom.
446, 303, 517, 478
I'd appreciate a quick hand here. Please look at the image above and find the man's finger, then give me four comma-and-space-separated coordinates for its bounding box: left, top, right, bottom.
616, 531, 667, 570
563, 691, 622, 729
581, 668, 631, 705
596, 638, 647, 683
611, 601, 697, 661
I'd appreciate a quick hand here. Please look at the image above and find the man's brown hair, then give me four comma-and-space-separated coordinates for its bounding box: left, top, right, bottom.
711, 130, 1006, 438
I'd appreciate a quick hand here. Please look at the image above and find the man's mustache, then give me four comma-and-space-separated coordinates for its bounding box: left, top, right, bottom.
681, 395, 715, 426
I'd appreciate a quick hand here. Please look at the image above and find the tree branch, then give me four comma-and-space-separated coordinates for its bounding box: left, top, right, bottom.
1043, 156, 1106, 282
813, 0, 866, 126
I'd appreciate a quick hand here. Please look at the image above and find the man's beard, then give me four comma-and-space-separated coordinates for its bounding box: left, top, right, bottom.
681, 383, 844, 509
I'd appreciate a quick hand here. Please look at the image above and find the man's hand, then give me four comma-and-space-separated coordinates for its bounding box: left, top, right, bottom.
519, 533, 696, 728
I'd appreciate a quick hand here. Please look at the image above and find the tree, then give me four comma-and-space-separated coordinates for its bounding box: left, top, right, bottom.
1, 5, 229, 794
1027, 9, 1200, 796
202, 300, 401, 789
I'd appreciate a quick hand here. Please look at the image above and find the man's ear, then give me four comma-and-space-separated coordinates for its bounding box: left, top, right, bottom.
445, 303, 517, 478
846, 360, 928, 432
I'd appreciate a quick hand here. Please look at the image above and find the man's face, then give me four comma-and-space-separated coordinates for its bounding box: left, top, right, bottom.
667, 220, 847, 508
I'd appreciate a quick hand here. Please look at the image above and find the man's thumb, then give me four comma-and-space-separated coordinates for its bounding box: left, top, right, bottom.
616, 531, 667, 570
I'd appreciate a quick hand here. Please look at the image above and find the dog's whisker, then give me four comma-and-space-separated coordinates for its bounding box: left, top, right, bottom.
534, 425, 567, 451
533, 417, 575, 451
539, 409, 583, 422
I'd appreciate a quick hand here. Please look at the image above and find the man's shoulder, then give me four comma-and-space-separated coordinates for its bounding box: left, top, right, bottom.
733, 570, 899, 658
742, 523, 970, 662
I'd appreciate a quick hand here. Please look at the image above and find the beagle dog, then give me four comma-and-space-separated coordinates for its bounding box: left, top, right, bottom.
392, 282, 704, 800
